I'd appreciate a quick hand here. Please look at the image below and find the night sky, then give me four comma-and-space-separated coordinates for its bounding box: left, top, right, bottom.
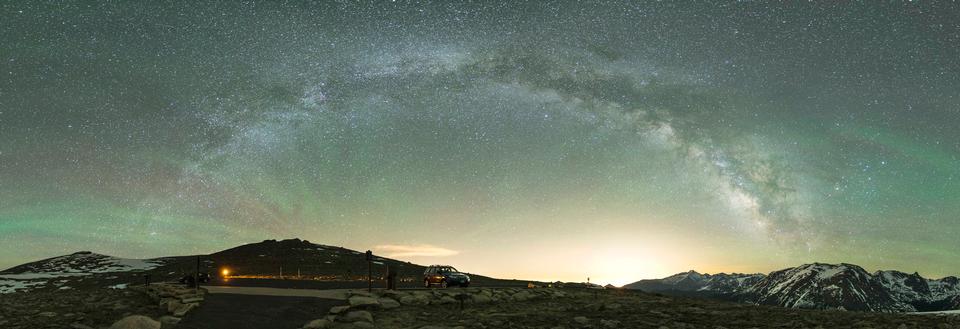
2, 1, 959, 285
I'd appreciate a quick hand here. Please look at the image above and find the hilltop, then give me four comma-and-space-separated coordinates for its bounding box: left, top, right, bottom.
0, 238, 528, 295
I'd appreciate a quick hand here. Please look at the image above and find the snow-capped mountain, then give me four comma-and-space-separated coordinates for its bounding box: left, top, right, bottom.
625, 263, 960, 313
624, 270, 706, 292
875, 270, 960, 312
623, 270, 765, 298
699, 272, 768, 295
739, 263, 902, 312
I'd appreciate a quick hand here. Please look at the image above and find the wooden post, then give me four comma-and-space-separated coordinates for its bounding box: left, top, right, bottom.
365, 250, 373, 292
195, 256, 200, 293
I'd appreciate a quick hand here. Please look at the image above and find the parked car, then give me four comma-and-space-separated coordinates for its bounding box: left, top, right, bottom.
423, 265, 470, 288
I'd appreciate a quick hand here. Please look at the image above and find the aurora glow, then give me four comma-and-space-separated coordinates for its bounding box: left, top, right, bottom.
1, 1, 958, 286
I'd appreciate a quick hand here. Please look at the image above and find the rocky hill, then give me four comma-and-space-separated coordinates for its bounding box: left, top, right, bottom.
625, 263, 960, 313
0, 238, 524, 296
0, 251, 181, 295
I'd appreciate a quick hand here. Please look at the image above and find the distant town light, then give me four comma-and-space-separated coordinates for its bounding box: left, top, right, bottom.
222, 268, 231, 277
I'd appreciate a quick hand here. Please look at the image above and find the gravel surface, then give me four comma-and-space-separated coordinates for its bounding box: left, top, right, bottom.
316, 288, 960, 329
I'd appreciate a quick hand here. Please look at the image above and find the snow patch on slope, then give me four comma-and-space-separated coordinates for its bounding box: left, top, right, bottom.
0, 251, 165, 294
3, 252, 163, 276
0, 279, 46, 294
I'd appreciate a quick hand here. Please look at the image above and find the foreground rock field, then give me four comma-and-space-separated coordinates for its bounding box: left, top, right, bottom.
0, 287, 162, 329
2, 284, 959, 329
309, 288, 960, 329
0, 283, 204, 329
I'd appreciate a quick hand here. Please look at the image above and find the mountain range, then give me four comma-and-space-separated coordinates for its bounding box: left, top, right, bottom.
0, 238, 525, 294
4, 239, 958, 313
624, 263, 960, 313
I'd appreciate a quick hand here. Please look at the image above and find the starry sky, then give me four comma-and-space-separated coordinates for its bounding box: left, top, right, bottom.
1, 1, 959, 286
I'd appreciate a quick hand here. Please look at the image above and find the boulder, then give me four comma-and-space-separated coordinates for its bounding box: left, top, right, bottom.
158, 316, 181, 325
39, 311, 57, 317
70, 324, 94, 329
573, 316, 590, 325
166, 301, 183, 314
348, 290, 375, 298
437, 296, 457, 304
303, 319, 331, 329
343, 310, 374, 323
380, 290, 404, 299
180, 296, 204, 304
600, 319, 621, 328
399, 294, 430, 305
352, 322, 375, 329
513, 291, 535, 302
109, 315, 161, 329
172, 303, 198, 317
158, 298, 176, 309
329, 305, 351, 314
379, 297, 401, 309
470, 293, 492, 304
348, 296, 380, 308
156, 289, 175, 298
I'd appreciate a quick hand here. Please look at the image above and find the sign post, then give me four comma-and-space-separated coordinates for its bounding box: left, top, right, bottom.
195, 256, 200, 294
365, 250, 373, 292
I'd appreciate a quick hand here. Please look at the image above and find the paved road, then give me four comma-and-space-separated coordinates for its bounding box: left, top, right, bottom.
206, 278, 381, 290
178, 280, 523, 328
206, 278, 531, 290
202, 285, 350, 299
176, 293, 344, 329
